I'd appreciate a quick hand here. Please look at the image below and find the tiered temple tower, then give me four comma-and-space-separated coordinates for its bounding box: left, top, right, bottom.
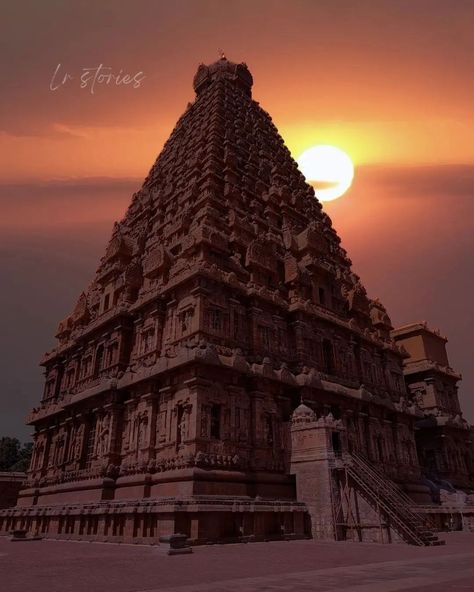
1, 57, 468, 544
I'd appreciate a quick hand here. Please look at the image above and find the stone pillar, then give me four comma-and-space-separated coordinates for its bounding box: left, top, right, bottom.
123, 513, 136, 541
103, 400, 124, 468
97, 515, 107, 540
138, 392, 159, 464
289, 403, 345, 541
181, 376, 209, 445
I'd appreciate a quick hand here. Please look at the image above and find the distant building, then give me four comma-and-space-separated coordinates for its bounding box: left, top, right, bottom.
393, 323, 473, 491
1, 57, 472, 545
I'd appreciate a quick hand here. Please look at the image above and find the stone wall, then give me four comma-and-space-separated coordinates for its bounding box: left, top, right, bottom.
0, 472, 25, 509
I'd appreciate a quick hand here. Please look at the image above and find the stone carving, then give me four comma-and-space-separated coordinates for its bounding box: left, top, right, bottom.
245, 238, 277, 273
143, 244, 170, 278
71, 292, 89, 325
137, 411, 148, 449
156, 410, 167, 444
200, 405, 210, 438
104, 230, 133, 262
95, 414, 111, 458
72, 423, 85, 461
31, 438, 46, 472
47, 435, 57, 468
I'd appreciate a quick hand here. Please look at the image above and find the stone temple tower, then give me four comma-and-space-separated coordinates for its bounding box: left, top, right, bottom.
0, 57, 446, 544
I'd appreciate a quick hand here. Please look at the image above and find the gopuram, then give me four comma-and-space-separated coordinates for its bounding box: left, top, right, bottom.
1, 57, 473, 545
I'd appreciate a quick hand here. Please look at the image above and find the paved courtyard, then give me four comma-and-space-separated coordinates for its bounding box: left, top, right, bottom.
1, 532, 474, 592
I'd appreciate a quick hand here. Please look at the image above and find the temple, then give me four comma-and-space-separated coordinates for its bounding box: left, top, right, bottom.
1, 57, 473, 545
393, 324, 473, 495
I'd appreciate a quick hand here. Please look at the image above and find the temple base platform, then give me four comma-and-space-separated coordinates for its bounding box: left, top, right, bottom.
0, 496, 310, 545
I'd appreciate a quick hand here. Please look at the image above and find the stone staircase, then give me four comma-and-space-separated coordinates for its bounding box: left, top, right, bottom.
340, 452, 445, 546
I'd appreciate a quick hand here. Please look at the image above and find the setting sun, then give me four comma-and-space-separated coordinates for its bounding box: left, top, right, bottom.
297, 145, 354, 202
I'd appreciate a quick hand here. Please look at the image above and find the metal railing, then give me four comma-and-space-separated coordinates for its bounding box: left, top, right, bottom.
339, 452, 442, 546
348, 453, 429, 526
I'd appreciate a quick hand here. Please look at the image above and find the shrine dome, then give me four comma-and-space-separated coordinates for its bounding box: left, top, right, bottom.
292, 402, 316, 421
193, 56, 253, 96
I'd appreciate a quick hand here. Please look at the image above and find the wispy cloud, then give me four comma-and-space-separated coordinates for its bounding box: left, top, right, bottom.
356, 164, 474, 198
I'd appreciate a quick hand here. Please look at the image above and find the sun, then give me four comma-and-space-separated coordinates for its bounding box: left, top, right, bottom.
297, 145, 354, 202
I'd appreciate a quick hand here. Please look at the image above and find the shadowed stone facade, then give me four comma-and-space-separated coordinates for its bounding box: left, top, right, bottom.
1, 57, 472, 544
0, 473, 25, 509
393, 324, 474, 495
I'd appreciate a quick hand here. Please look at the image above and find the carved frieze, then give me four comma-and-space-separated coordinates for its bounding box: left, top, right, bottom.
245, 238, 278, 274
143, 244, 171, 278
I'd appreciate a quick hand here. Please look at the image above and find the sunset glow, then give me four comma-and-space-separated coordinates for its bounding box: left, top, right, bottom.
297, 145, 354, 202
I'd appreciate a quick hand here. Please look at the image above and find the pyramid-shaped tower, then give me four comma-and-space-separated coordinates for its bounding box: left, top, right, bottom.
6, 58, 429, 545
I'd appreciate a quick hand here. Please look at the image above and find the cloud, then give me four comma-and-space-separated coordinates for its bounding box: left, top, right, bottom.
356, 164, 474, 198
0, 177, 140, 231
52, 123, 90, 139
0, 176, 140, 196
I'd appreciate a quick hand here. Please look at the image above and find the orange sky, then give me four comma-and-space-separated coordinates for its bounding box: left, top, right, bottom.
0, 0, 473, 437
1, 1, 474, 181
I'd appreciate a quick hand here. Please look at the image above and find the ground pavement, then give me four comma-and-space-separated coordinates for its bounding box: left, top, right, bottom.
1, 532, 474, 592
